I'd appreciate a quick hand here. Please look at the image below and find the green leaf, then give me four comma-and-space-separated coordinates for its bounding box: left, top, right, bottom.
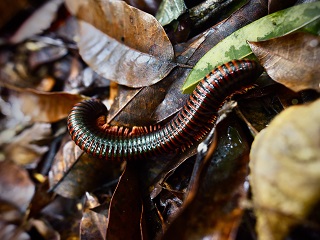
156, 0, 187, 26
182, 2, 320, 94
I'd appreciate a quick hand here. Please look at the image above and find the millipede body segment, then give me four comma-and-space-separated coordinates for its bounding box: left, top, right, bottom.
67, 60, 263, 161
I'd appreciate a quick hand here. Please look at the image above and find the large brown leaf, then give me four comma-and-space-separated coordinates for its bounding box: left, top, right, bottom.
249, 32, 320, 92
66, 0, 172, 58
65, 0, 175, 87
250, 99, 320, 240
78, 21, 176, 88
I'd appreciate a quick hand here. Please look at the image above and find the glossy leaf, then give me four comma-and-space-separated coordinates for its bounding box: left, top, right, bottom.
250, 99, 320, 240
183, 1, 320, 93
249, 32, 320, 92
78, 21, 176, 88
107, 162, 143, 239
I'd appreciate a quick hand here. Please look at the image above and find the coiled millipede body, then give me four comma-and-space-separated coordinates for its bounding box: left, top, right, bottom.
67, 60, 263, 161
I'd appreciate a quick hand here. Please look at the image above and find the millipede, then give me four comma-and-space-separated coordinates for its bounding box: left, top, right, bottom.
67, 59, 263, 161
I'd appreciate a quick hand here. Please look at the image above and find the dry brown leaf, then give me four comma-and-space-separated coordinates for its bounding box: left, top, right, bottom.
249, 99, 320, 240
78, 21, 176, 87
3, 123, 51, 166
48, 140, 122, 199
249, 32, 320, 92
80, 193, 107, 240
106, 162, 143, 240
3, 84, 89, 123
9, 0, 64, 44
65, 0, 173, 59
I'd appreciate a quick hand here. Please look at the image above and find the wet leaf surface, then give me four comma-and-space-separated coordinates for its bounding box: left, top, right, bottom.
156, 0, 187, 26
66, 0, 175, 87
66, 0, 172, 59
249, 32, 320, 92
250, 99, 320, 240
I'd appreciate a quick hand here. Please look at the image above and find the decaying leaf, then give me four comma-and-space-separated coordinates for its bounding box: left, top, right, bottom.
65, 0, 176, 87
0, 161, 35, 212
249, 32, 320, 92
65, 0, 173, 59
250, 99, 320, 240
107, 162, 143, 239
162, 113, 252, 239
3, 123, 51, 166
80, 193, 107, 240
78, 21, 176, 88
48, 140, 122, 198
3, 84, 89, 123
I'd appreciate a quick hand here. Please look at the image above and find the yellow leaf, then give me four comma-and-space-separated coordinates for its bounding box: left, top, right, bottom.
249, 99, 320, 240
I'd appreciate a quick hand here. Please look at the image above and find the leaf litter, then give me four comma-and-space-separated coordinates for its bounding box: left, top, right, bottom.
0, 0, 319, 239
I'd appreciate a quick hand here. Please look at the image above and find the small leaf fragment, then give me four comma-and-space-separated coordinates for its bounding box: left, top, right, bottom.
250, 99, 320, 240
249, 32, 320, 92
156, 0, 187, 26
0, 161, 35, 212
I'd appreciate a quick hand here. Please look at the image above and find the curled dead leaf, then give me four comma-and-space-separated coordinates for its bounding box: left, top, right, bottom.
249, 99, 320, 240
249, 32, 320, 92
